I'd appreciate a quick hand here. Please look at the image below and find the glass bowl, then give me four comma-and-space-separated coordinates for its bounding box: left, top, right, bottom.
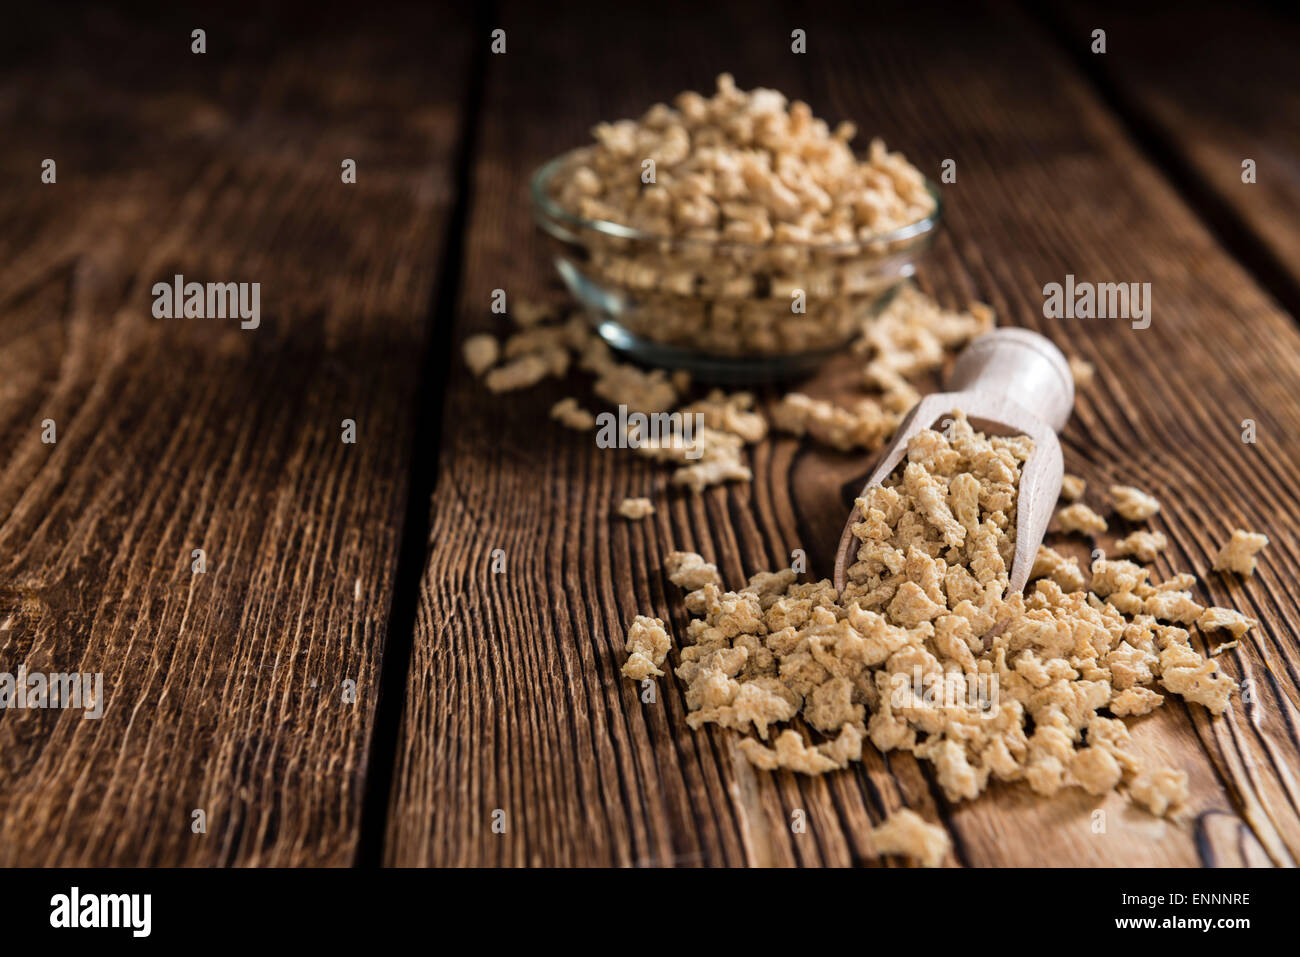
530, 149, 943, 383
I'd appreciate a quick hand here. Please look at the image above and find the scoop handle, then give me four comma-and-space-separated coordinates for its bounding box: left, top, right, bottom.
944, 328, 1075, 433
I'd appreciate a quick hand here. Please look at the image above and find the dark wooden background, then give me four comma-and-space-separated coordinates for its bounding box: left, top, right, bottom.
1, 0, 1298, 867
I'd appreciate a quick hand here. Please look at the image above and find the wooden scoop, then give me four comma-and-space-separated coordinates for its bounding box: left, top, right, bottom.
833, 328, 1074, 596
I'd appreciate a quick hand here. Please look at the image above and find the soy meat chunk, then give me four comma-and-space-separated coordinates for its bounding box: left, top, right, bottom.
1213, 529, 1269, 577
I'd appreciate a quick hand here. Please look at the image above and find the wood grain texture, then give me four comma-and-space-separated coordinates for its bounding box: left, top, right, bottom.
387, 0, 1300, 867
0, 6, 466, 865
1046, 0, 1300, 297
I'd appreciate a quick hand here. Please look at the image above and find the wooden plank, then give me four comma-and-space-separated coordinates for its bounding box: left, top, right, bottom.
0, 7, 467, 865
1044, 0, 1300, 303
389, 0, 1300, 866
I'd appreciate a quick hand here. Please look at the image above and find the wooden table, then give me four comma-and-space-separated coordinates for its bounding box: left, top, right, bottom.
2, 0, 1298, 868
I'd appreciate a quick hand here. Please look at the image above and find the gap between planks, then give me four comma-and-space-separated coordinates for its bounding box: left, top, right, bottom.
355, 1, 497, 867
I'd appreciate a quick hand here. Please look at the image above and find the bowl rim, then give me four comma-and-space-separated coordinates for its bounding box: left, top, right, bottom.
529, 147, 944, 252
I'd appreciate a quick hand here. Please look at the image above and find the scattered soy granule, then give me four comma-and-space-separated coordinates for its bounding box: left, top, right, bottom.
1213, 528, 1270, 576
1110, 484, 1161, 522
467, 299, 759, 491
1109, 687, 1164, 717
1115, 530, 1168, 562
868, 809, 951, 868
769, 393, 898, 452
663, 550, 722, 590
468, 284, 998, 491
737, 730, 839, 775
1068, 355, 1095, 388
621, 616, 672, 680
625, 410, 1251, 820
678, 390, 768, 444
551, 397, 596, 430
511, 299, 557, 327
1129, 768, 1191, 817
1198, 606, 1256, 640
484, 353, 558, 393
463, 333, 499, 377
1060, 474, 1086, 500
617, 498, 655, 520
855, 284, 995, 384
1031, 545, 1086, 592
1057, 502, 1108, 535
1142, 589, 1204, 625
761, 285, 999, 449
591, 362, 679, 414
